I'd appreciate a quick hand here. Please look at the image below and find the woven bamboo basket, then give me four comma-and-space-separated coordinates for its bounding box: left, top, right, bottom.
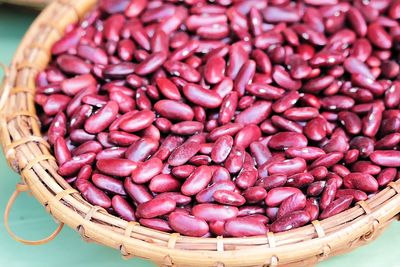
1, 0, 400, 266
0, 0, 51, 8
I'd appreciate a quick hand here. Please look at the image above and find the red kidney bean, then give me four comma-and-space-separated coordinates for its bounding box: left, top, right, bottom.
377, 168, 397, 187
97, 158, 137, 177
58, 153, 96, 176
305, 198, 319, 221
343, 172, 379, 192
181, 166, 213, 196
370, 150, 400, 167
131, 157, 163, 184
137, 197, 176, 219
311, 152, 343, 169
154, 100, 194, 121
336, 189, 367, 202
367, 22, 392, 49
272, 91, 301, 113
235, 168, 258, 189
319, 196, 353, 220
125, 138, 158, 162
149, 174, 180, 193
234, 124, 261, 149
257, 174, 287, 190
96, 147, 127, 160
352, 161, 381, 176
213, 190, 246, 206
168, 212, 209, 237
124, 178, 153, 204
242, 186, 267, 204
320, 178, 337, 210
270, 210, 310, 233
224, 216, 268, 237
268, 132, 308, 150
265, 187, 302, 207
210, 135, 233, 163
76, 179, 111, 208
285, 147, 325, 161
277, 192, 306, 219
307, 181, 326, 197
286, 173, 314, 188
375, 133, 400, 150
84, 101, 119, 134
54, 137, 72, 165
139, 218, 172, 232
92, 173, 126, 195
192, 203, 238, 222
72, 141, 102, 156
235, 101, 272, 125
112, 195, 136, 221
168, 141, 201, 167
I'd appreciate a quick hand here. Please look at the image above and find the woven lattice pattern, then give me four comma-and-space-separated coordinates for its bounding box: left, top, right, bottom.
1, 1, 400, 266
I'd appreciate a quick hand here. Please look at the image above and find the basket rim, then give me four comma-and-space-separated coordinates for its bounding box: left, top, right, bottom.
1, 0, 400, 266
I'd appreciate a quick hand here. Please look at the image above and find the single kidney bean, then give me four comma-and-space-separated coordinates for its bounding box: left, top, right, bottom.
320, 179, 337, 210
336, 189, 368, 202
137, 197, 176, 219
181, 166, 213, 196
54, 137, 72, 165
235, 169, 258, 190
265, 187, 302, 207
268, 157, 307, 176
277, 191, 306, 219
270, 211, 311, 233
112, 195, 136, 221
168, 212, 209, 237
92, 174, 126, 195
286, 173, 314, 188
268, 132, 308, 150
211, 135, 234, 163
257, 174, 288, 190
285, 147, 325, 161
305, 198, 319, 221
139, 218, 172, 232
377, 168, 397, 187
149, 174, 180, 193
213, 190, 246, 206
124, 178, 153, 204
242, 186, 267, 204
96, 158, 137, 177
96, 147, 127, 160
58, 153, 96, 176
351, 161, 381, 176
234, 124, 262, 149
192, 203, 238, 222
319, 196, 354, 220
224, 217, 268, 237
75, 179, 111, 208
370, 150, 400, 167
125, 138, 159, 162
343, 172, 379, 192
154, 100, 194, 121
307, 181, 326, 197
84, 101, 119, 134
168, 141, 201, 166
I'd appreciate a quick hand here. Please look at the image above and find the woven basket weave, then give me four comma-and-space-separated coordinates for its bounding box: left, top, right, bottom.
1, 0, 400, 266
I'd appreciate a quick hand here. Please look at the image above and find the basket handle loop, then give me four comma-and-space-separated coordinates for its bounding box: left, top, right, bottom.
4, 182, 64, 245
0, 62, 10, 112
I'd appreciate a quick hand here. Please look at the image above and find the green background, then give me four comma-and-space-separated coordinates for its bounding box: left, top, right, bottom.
0, 4, 399, 267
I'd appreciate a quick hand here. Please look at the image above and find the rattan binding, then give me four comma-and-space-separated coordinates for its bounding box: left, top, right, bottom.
1, 1, 400, 266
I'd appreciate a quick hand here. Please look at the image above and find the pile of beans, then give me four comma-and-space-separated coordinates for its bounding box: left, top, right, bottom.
35, 0, 400, 237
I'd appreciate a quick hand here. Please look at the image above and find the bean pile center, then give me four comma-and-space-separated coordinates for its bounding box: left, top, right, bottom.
35, 0, 400, 237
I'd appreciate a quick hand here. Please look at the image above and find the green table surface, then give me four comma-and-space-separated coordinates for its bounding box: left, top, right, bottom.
0, 4, 400, 267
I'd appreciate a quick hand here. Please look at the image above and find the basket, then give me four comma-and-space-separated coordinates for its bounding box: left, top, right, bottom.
1, 0, 400, 266
0, 0, 52, 8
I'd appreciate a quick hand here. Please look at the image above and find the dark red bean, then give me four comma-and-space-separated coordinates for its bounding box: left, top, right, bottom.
92, 173, 126, 195
97, 158, 137, 177
137, 197, 176, 219
270, 211, 310, 233
343, 172, 379, 192
319, 196, 353, 219
76, 179, 111, 208
181, 166, 213, 196
192, 203, 238, 222
168, 212, 209, 237
224, 217, 268, 237
124, 178, 153, 204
